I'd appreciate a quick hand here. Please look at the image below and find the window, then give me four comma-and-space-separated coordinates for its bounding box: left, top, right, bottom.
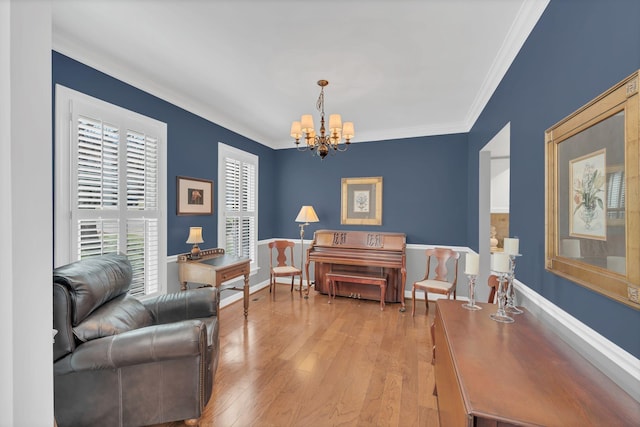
55, 85, 167, 296
607, 168, 625, 222
218, 143, 258, 267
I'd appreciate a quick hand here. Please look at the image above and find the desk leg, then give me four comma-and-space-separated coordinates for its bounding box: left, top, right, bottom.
243, 272, 249, 317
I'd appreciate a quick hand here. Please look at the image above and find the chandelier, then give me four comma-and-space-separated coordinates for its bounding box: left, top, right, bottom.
290, 80, 355, 159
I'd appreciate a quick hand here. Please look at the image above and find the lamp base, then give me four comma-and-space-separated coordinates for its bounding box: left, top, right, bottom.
190, 244, 201, 260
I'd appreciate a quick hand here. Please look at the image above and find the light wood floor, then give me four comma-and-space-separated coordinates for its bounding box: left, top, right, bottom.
155, 285, 440, 427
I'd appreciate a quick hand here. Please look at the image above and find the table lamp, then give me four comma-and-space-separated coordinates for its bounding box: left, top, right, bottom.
186, 227, 204, 259
295, 206, 319, 295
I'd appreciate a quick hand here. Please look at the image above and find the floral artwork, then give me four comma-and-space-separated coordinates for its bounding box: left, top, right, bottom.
569, 149, 606, 240
341, 177, 382, 225
353, 190, 370, 213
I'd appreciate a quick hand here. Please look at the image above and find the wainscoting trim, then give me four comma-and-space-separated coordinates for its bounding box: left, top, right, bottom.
515, 279, 640, 401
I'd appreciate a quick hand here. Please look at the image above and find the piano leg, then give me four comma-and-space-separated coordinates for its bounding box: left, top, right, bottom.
399, 269, 407, 312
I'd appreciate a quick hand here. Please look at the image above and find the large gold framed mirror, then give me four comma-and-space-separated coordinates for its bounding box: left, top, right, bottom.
545, 70, 639, 309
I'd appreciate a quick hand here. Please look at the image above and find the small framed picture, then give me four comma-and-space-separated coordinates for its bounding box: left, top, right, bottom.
341, 176, 382, 225
177, 176, 213, 215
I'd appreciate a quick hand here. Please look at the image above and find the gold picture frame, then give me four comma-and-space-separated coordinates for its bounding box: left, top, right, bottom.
545, 70, 639, 308
177, 176, 213, 216
341, 177, 383, 225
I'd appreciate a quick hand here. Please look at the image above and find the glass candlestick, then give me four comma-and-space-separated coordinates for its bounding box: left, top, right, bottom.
462, 274, 482, 310
490, 272, 514, 323
505, 254, 524, 314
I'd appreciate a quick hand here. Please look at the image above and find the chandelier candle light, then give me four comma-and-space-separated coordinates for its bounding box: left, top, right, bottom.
295, 205, 319, 297
503, 237, 524, 314
462, 252, 481, 310
290, 80, 355, 159
490, 252, 514, 323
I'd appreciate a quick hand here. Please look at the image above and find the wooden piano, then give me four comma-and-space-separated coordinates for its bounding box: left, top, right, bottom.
305, 230, 407, 311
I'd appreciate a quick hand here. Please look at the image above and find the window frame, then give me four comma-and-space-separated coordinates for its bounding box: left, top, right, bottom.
217, 142, 258, 269
54, 84, 167, 295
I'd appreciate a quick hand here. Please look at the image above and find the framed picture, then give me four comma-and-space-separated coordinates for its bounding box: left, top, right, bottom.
341, 177, 382, 225
545, 70, 639, 308
177, 176, 213, 215
569, 148, 607, 240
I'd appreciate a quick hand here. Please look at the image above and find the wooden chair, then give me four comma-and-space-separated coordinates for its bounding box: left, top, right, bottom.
412, 247, 460, 316
487, 274, 499, 303
268, 240, 303, 298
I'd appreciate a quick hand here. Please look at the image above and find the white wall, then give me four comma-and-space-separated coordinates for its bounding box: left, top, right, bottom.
0, 1, 13, 423
0, 1, 53, 426
490, 157, 510, 213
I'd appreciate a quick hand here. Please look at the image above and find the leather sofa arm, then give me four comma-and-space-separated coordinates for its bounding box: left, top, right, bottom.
54, 319, 206, 375
142, 287, 219, 324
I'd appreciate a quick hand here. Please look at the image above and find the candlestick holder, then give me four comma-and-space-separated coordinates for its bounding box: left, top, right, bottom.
462, 274, 482, 310
505, 254, 524, 315
490, 271, 514, 323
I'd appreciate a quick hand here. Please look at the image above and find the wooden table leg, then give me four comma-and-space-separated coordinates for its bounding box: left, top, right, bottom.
243, 272, 249, 317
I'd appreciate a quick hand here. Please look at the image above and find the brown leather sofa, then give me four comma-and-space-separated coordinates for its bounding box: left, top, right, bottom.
53, 253, 219, 426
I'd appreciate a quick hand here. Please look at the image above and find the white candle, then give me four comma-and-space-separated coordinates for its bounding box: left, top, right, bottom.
492, 253, 510, 273
465, 252, 479, 275
503, 237, 519, 256
561, 239, 581, 258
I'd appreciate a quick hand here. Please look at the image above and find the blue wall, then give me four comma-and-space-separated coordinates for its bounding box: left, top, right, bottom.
52, 52, 277, 255
274, 134, 469, 245
467, 0, 640, 357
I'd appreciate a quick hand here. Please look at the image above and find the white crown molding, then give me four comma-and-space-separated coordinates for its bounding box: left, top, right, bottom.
464, 0, 550, 130
52, 34, 274, 148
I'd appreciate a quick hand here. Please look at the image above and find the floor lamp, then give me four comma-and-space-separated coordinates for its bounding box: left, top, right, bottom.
295, 205, 319, 298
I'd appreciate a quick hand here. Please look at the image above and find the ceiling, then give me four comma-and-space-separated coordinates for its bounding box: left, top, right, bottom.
52, 0, 549, 150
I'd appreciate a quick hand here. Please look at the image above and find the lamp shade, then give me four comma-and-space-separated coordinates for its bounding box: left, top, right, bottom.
295, 206, 319, 223
290, 121, 302, 139
301, 115, 315, 133
186, 227, 204, 244
329, 114, 342, 132
342, 122, 355, 139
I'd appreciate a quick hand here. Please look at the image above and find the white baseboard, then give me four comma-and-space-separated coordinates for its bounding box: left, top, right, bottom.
514, 280, 640, 402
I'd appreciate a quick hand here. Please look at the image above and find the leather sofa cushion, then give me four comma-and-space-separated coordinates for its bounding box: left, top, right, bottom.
73, 294, 153, 342
54, 253, 132, 325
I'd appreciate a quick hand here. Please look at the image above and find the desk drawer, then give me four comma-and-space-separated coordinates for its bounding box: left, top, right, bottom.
219, 264, 249, 282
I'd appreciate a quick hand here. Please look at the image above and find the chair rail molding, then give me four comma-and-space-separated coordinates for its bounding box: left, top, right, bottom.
516, 279, 640, 401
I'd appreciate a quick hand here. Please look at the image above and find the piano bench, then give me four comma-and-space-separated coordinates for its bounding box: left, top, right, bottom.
326, 271, 388, 310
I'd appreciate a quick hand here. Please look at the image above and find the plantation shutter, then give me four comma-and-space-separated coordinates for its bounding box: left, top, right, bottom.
607, 170, 625, 221
56, 85, 166, 296
219, 144, 257, 265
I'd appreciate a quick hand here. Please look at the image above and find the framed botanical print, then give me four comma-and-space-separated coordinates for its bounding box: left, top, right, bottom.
545, 70, 639, 308
341, 177, 383, 225
569, 148, 607, 240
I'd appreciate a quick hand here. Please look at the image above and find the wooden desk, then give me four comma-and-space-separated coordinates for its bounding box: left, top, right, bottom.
177, 249, 251, 317
433, 300, 639, 426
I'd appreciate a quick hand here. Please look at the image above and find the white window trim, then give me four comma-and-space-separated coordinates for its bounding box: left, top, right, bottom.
54, 84, 167, 294
217, 142, 259, 269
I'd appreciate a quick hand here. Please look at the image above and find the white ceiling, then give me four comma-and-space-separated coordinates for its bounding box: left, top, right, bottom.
52, 0, 549, 150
